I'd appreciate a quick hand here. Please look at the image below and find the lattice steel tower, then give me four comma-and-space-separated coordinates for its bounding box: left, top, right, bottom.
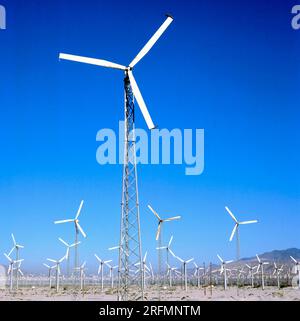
118, 75, 144, 301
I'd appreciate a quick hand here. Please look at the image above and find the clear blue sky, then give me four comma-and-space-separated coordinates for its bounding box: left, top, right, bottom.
0, 0, 299, 272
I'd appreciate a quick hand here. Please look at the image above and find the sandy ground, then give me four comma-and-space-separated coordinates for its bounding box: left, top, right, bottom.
0, 286, 299, 301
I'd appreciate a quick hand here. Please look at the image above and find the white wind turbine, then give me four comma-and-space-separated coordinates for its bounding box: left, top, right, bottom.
106, 263, 118, 289
54, 200, 86, 276
217, 254, 233, 290
47, 255, 66, 292
43, 263, 55, 289
225, 206, 258, 260
290, 256, 300, 289
170, 251, 193, 292
245, 263, 257, 288
95, 254, 112, 292
75, 261, 87, 291
9, 233, 24, 290
58, 237, 81, 278
157, 235, 174, 275
4, 253, 23, 292
273, 262, 283, 289
59, 14, 173, 131
166, 263, 177, 287
148, 204, 180, 291
256, 254, 269, 290
135, 251, 150, 290
193, 262, 204, 288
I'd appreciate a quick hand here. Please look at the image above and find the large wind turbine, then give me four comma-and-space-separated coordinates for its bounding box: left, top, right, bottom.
54, 200, 86, 279
225, 206, 258, 260
59, 14, 174, 301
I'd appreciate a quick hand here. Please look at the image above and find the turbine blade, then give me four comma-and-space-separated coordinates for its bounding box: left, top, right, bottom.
225, 206, 238, 223
164, 216, 181, 222
43, 263, 50, 269
54, 219, 74, 224
128, 71, 155, 130
58, 237, 69, 247
75, 200, 84, 219
239, 220, 258, 225
47, 258, 56, 263
144, 251, 148, 262
168, 235, 173, 247
229, 224, 238, 242
129, 15, 173, 68
8, 247, 14, 257
290, 256, 297, 263
11, 233, 16, 245
186, 258, 194, 264
108, 246, 119, 251
147, 205, 161, 220
59, 53, 126, 71
256, 254, 261, 263
76, 222, 87, 238
4, 253, 12, 262
94, 254, 101, 262
217, 254, 223, 263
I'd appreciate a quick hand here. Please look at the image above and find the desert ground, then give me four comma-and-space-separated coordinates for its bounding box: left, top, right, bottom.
0, 286, 299, 301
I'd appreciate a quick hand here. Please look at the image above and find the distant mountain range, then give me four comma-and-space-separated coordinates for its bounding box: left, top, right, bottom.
240, 248, 300, 264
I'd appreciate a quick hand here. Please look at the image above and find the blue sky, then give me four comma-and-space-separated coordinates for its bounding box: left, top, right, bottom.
0, 0, 299, 272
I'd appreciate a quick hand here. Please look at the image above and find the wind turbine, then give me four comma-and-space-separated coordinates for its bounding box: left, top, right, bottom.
157, 235, 174, 275
95, 254, 112, 292
43, 263, 55, 289
106, 263, 118, 289
59, 14, 174, 301
273, 262, 283, 289
245, 263, 257, 288
47, 255, 66, 292
54, 200, 86, 278
166, 263, 177, 287
225, 206, 258, 260
58, 237, 81, 278
193, 262, 204, 288
75, 261, 87, 291
4, 253, 23, 292
290, 256, 300, 289
217, 254, 233, 290
148, 204, 180, 293
256, 254, 269, 290
9, 233, 24, 290
171, 251, 193, 292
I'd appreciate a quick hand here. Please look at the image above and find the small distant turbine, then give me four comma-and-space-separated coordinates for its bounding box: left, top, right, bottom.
43, 263, 55, 289
10, 233, 24, 290
148, 204, 180, 295
58, 237, 81, 278
54, 200, 86, 276
105, 263, 118, 289
47, 255, 66, 292
245, 263, 257, 288
256, 254, 269, 290
171, 251, 193, 292
217, 254, 233, 290
290, 256, 300, 289
193, 262, 204, 288
273, 262, 283, 289
4, 253, 23, 292
225, 206, 258, 260
95, 254, 112, 292
75, 261, 87, 291
157, 235, 174, 275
